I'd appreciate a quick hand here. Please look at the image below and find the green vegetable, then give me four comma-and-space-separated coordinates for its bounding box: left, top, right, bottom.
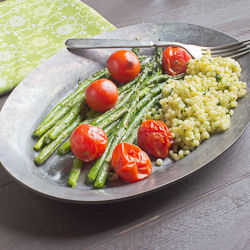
33, 106, 71, 138
48, 101, 83, 140
33, 133, 47, 151
34, 116, 82, 165
93, 161, 110, 189
96, 106, 128, 128
67, 158, 83, 188
121, 94, 161, 142
132, 47, 140, 56
104, 119, 121, 136
125, 127, 138, 144
56, 140, 71, 155
87, 133, 115, 185
216, 73, 221, 82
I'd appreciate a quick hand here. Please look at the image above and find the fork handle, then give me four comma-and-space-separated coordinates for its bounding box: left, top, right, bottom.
65, 38, 184, 49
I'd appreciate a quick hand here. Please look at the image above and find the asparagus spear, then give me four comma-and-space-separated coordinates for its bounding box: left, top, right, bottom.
94, 161, 110, 189
56, 140, 71, 155
44, 134, 52, 145
154, 47, 163, 72
87, 133, 116, 184
104, 120, 120, 136
125, 127, 138, 144
93, 106, 128, 128
117, 73, 142, 94
48, 102, 83, 140
33, 110, 78, 151
34, 116, 82, 165
122, 94, 161, 142
33, 132, 47, 151
67, 158, 83, 188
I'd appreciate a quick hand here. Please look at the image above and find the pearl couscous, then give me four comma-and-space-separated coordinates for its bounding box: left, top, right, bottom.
145, 52, 246, 161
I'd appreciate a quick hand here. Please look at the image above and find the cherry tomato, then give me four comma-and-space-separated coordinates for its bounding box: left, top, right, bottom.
162, 47, 192, 75
85, 79, 118, 113
107, 50, 141, 83
70, 124, 108, 162
111, 143, 152, 182
137, 120, 174, 158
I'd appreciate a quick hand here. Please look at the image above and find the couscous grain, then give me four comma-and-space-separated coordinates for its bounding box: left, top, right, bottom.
145, 52, 246, 161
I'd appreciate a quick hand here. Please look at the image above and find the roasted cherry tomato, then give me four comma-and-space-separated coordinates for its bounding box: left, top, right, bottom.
107, 50, 141, 83
85, 79, 118, 113
137, 120, 174, 158
70, 124, 108, 162
111, 143, 152, 182
162, 47, 192, 75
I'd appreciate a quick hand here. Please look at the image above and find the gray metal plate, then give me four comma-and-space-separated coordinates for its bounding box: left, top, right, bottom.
0, 22, 249, 204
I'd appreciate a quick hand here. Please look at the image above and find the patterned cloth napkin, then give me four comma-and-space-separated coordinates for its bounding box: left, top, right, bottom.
0, 0, 115, 95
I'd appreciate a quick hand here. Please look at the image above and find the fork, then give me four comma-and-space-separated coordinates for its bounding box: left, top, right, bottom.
65, 38, 250, 59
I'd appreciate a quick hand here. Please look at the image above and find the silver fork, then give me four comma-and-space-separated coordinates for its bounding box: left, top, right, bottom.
65, 38, 250, 59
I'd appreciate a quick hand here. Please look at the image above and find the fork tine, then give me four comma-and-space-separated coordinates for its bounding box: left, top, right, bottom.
211, 46, 250, 57
230, 49, 250, 59
203, 39, 250, 51
211, 47, 250, 58
210, 43, 249, 55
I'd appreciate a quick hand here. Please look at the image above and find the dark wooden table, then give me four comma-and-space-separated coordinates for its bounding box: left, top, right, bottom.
0, 0, 250, 249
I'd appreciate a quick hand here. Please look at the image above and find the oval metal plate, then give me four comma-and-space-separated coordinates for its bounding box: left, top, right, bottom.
0, 22, 249, 204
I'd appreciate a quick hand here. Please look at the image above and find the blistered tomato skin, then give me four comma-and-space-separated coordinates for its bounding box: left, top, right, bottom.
85, 79, 118, 113
137, 120, 174, 158
107, 50, 141, 83
162, 47, 192, 75
111, 143, 152, 182
70, 124, 108, 162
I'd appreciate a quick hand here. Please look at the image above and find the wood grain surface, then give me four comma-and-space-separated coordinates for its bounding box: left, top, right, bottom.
0, 0, 250, 249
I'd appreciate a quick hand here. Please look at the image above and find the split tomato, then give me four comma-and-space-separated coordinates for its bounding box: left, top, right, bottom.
107, 50, 141, 83
162, 47, 192, 75
70, 124, 108, 162
137, 120, 174, 158
111, 143, 152, 182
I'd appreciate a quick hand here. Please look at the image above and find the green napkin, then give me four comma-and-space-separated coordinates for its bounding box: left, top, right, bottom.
0, 0, 115, 95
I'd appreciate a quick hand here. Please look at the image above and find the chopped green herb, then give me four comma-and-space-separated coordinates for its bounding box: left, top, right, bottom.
216, 74, 221, 82
168, 88, 174, 96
